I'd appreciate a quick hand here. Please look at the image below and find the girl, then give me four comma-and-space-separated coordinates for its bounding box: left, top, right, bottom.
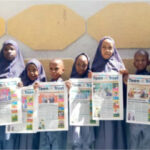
70, 53, 89, 78
17, 58, 46, 149
127, 49, 150, 149
0, 40, 25, 79
0, 40, 25, 149
68, 53, 95, 150
20, 58, 46, 86
91, 36, 127, 149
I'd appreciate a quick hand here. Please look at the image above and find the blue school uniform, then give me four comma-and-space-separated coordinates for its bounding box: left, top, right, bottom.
127, 69, 150, 149
39, 131, 67, 150
0, 40, 25, 150
17, 59, 46, 150
68, 53, 95, 150
92, 37, 127, 149
39, 77, 67, 150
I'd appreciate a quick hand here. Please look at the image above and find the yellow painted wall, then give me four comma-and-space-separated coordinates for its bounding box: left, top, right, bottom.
1, 2, 150, 75
7, 5, 85, 50
0, 18, 5, 37
6, 2, 150, 49
87, 2, 150, 48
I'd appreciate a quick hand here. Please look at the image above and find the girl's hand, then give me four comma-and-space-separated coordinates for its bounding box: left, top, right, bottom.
34, 82, 39, 90
65, 80, 72, 90
123, 74, 128, 85
18, 82, 23, 88
119, 69, 128, 85
119, 69, 128, 75
88, 70, 93, 78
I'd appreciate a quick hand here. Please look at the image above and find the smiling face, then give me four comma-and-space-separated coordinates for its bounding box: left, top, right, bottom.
134, 53, 148, 71
75, 55, 88, 76
101, 39, 114, 60
27, 63, 39, 81
3, 44, 17, 61
49, 59, 64, 81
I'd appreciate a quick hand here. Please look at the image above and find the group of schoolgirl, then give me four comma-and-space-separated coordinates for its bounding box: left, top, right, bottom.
0, 37, 149, 150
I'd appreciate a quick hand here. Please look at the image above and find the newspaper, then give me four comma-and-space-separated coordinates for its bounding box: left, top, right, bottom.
69, 78, 99, 126
127, 75, 150, 125
92, 73, 123, 120
6, 86, 38, 133
0, 78, 22, 125
37, 82, 68, 131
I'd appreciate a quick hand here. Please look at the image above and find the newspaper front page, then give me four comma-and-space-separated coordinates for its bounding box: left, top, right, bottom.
7, 86, 37, 133
127, 75, 150, 125
69, 78, 99, 126
92, 73, 123, 120
37, 82, 68, 131
0, 78, 22, 125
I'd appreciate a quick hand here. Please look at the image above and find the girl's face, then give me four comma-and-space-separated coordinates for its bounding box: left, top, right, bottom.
27, 64, 39, 81
134, 54, 148, 71
75, 55, 88, 75
3, 44, 17, 61
101, 39, 114, 60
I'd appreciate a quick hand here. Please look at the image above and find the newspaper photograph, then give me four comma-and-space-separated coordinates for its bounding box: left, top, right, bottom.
7, 86, 38, 133
37, 82, 68, 131
69, 79, 99, 126
127, 75, 150, 125
0, 78, 22, 125
92, 73, 123, 120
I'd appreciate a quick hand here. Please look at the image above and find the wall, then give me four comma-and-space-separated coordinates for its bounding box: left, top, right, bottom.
0, 0, 150, 79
